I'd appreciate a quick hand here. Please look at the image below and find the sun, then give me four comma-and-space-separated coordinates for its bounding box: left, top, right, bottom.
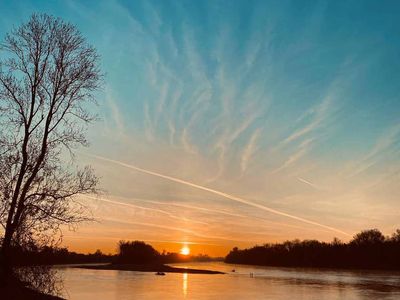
180, 245, 190, 255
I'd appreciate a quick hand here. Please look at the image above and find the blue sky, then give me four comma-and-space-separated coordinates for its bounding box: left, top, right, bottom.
1, 0, 400, 254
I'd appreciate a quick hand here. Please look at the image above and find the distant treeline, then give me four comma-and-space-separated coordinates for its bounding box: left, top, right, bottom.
0, 237, 115, 266
2, 243, 114, 266
225, 229, 400, 270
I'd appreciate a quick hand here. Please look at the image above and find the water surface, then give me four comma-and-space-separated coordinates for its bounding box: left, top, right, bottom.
58, 262, 400, 299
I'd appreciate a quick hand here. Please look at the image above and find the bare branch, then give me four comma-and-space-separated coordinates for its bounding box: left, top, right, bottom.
0, 14, 102, 275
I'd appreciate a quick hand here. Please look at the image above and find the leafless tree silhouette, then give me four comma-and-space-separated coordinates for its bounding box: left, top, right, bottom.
0, 13, 101, 282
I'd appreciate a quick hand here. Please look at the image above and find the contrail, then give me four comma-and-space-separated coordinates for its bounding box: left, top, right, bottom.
128, 197, 335, 233
82, 195, 208, 225
63, 235, 221, 246
130, 198, 248, 218
92, 194, 338, 234
85, 153, 351, 237
297, 177, 322, 191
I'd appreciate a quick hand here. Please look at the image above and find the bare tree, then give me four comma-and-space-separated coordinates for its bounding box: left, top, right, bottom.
0, 13, 101, 277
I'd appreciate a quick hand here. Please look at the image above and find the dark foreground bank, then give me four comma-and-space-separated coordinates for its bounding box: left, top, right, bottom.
77, 263, 224, 274
0, 280, 63, 300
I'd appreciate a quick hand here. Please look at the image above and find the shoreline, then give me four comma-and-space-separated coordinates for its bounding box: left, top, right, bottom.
223, 261, 400, 273
0, 281, 63, 300
75, 263, 224, 274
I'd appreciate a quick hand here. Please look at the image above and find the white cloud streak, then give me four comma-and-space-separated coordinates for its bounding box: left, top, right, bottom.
82, 195, 208, 225
297, 177, 322, 191
349, 123, 400, 177
272, 138, 314, 174
241, 128, 261, 174
284, 96, 332, 144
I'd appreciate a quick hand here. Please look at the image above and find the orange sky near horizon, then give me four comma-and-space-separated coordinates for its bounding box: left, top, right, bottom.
61, 236, 235, 257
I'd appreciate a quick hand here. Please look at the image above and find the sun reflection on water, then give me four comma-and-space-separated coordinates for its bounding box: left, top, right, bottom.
183, 273, 188, 297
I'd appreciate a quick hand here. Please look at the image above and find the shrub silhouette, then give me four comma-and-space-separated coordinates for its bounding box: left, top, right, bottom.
115, 241, 160, 264
351, 229, 385, 246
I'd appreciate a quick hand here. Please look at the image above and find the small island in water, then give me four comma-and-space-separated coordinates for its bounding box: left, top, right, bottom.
79, 263, 223, 274
76, 241, 224, 274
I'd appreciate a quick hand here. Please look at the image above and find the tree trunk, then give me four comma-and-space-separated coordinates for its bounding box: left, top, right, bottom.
0, 229, 13, 285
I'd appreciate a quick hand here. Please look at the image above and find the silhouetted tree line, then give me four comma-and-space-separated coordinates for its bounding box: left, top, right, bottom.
0, 238, 113, 266
225, 229, 400, 270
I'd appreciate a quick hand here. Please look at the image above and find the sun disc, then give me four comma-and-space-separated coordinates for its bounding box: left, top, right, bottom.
180, 246, 190, 255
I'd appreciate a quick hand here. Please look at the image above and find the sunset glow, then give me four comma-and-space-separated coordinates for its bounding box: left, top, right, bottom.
180, 246, 190, 256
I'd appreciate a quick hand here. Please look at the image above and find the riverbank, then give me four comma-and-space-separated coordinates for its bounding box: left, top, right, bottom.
0, 282, 63, 300
76, 263, 224, 274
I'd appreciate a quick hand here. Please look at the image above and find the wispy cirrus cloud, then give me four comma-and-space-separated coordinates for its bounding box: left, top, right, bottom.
284, 96, 333, 145
349, 123, 400, 177
240, 128, 262, 174
272, 138, 315, 174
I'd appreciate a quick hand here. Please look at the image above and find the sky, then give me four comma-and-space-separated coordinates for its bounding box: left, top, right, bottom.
1, 0, 400, 256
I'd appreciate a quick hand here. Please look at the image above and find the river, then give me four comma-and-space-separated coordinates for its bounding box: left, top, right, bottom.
57, 262, 400, 299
